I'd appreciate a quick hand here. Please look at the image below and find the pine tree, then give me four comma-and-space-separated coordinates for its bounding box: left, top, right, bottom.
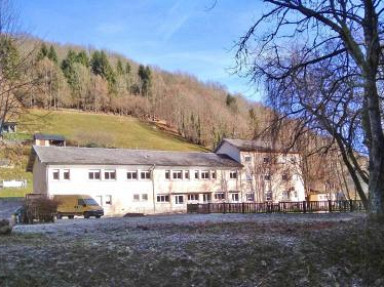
138, 65, 152, 97
125, 62, 131, 74
116, 59, 124, 75
47, 45, 58, 64
36, 43, 48, 61
76, 50, 89, 67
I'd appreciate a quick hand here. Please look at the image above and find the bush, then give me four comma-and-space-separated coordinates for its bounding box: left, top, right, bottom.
0, 219, 12, 235
21, 197, 60, 224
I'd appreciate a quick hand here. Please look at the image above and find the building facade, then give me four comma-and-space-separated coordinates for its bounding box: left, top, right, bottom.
27, 145, 243, 215
215, 139, 306, 203
27, 138, 305, 215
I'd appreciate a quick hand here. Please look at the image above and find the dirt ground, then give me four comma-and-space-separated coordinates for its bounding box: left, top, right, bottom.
1, 212, 383, 286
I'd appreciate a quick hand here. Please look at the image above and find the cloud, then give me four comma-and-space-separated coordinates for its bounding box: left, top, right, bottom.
156, 0, 193, 42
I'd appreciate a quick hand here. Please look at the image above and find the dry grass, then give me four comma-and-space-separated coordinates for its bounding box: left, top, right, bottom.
1, 213, 383, 286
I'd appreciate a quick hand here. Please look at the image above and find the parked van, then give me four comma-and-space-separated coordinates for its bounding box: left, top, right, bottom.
53, 194, 104, 219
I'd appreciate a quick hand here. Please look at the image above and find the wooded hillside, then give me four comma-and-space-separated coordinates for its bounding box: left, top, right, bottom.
16, 38, 269, 149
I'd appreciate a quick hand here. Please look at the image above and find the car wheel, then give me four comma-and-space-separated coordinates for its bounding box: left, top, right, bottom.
68, 215, 74, 219
95, 215, 101, 219
84, 213, 90, 219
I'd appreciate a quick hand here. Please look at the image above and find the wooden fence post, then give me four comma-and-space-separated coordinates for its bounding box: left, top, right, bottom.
242, 202, 245, 214
349, 199, 353, 212
303, 201, 307, 213
328, 200, 332, 213
207, 203, 211, 214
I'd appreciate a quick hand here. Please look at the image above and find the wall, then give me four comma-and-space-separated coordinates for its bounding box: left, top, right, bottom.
44, 164, 241, 216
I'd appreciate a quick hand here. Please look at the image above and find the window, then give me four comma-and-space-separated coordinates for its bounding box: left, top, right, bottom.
89, 170, 101, 180
105, 195, 112, 205
63, 169, 70, 180
172, 170, 182, 179
175, 195, 184, 204
141, 171, 151, 179
203, 194, 211, 202
184, 171, 190, 179
231, 193, 239, 202
157, 195, 170, 202
246, 193, 255, 202
142, 194, 148, 201
211, 171, 216, 179
201, 171, 210, 179
133, 194, 140, 201
194, 170, 199, 179
188, 194, 199, 201
53, 169, 60, 180
127, 171, 138, 180
104, 170, 116, 180
244, 156, 251, 162
229, 171, 237, 179
263, 157, 271, 164
294, 191, 298, 198
214, 193, 225, 200
165, 170, 170, 179
282, 173, 290, 181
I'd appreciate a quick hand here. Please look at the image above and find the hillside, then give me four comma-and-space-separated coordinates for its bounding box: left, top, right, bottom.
15, 37, 268, 150
0, 109, 206, 197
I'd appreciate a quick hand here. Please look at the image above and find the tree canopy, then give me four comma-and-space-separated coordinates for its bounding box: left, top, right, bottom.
236, 0, 384, 214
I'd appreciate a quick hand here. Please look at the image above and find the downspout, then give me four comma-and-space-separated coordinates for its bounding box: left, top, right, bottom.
150, 164, 156, 214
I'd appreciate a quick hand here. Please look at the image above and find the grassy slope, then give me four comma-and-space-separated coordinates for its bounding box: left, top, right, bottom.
0, 109, 206, 197
25, 109, 206, 151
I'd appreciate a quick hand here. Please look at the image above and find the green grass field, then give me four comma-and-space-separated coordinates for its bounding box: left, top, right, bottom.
22, 109, 206, 151
0, 109, 206, 197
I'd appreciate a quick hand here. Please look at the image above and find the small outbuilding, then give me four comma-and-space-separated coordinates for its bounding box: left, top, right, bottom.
33, 133, 66, 147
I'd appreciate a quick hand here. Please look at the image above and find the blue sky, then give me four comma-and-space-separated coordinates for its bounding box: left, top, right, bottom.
14, 0, 263, 101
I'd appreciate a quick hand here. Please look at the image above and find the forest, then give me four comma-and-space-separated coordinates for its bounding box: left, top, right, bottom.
13, 38, 268, 149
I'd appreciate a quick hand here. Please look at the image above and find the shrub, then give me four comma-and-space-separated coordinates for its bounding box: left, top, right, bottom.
21, 197, 60, 224
0, 219, 12, 235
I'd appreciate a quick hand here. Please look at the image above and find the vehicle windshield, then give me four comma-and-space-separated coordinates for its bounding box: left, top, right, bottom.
84, 198, 99, 206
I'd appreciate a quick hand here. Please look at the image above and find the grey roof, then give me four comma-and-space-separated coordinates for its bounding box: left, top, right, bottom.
34, 133, 65, 141
216, 138, 297, 153
29, 145, 243, 170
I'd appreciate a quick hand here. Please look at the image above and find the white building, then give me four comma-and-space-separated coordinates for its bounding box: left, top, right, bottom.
27, 138, 305, 215
27, 145, 243, 215
215, 139, 306, 203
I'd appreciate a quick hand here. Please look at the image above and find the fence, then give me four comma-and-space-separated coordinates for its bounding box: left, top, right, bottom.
187, 200, 365, 214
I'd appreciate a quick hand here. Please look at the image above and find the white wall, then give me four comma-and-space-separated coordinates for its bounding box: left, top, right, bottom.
42, 163, 241, 215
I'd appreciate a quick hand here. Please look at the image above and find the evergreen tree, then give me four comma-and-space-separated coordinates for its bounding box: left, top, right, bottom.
36, 43, 48, 61
116, 59, 124, 75
90, 50, 116, 93
61, 50, 77, 87
125, 62, 131, 74
0, 36, 19, 80
47, 45, 58, 64
76, 50, 89, 67
138, 65, 152, 97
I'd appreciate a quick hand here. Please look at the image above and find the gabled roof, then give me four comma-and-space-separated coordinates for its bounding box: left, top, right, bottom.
33, 133, 65, 141
27, 145, 243, 171
215, 138, 298, 153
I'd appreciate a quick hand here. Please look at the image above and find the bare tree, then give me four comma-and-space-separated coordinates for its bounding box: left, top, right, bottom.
236, 0, 384, 214
0, 0, 41, 135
